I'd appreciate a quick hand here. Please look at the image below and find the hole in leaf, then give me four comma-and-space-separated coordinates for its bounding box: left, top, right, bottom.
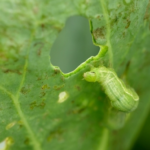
50, 16, 99, 73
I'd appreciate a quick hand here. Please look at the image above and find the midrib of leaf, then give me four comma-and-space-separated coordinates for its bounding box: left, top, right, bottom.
100, 0, 113, 66
92, 1, 113, 149
0, 59, 42, 150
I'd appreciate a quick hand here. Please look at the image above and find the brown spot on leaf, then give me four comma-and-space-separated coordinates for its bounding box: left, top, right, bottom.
24, 138, 30, 145
37, 76, 42, 80
122, 31, 126, 38
144, 0, 150, 21
51, 25, 62, 32
75, 85, 81, 91
30, 101, 37, 110
18, 120, 23, 128
37, 49, 41, 56
52, 68, 61, 76
40, 91, 46, 97
47, 128, 63, 142
41, 24, 45, 28
92, 26, 106, 40
30, 100, 46, 109
96, 15, 101, 19
41, 84, 50, 90
53, 84, 64, 90
61, 76, 65, 81
2, 69, 22, 75
33, 42, 44, 56
125, 19, 131, 29
21, 87, 30, 95
39, 101, 46, 109
110, 16, 118, 27
0, 52, 8, 61
68, 107, 86, 115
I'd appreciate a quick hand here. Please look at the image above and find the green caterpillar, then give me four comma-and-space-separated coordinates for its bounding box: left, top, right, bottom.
83, 66, 139, 112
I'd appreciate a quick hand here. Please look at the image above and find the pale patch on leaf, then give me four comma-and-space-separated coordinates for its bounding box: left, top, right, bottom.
0, 137, 13, 150
6, 121, 16, 130
58, 91, 69, 103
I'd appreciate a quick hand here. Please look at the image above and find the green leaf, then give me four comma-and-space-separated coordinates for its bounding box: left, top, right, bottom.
0, 0, 150, 150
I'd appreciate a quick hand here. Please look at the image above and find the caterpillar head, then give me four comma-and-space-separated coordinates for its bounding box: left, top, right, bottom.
83, 70, 97, 82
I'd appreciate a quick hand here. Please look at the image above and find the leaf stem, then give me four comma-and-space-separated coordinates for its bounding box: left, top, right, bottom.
100, 0, 113, 66
97, 128, 109, 150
